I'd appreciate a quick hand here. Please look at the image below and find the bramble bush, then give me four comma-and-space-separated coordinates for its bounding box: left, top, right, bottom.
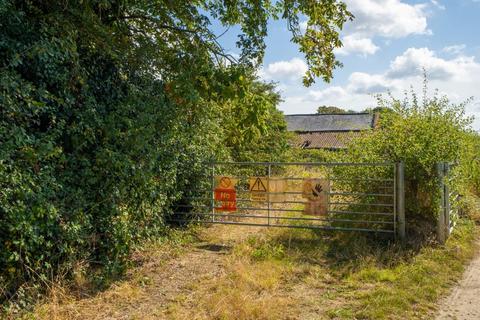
330, 83, 479, 230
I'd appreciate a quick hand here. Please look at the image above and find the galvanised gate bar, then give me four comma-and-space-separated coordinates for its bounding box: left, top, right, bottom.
170, 162, 406, 241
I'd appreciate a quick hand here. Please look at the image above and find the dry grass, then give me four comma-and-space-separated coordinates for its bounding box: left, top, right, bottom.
167, 259, 292, 320
165, 221, 478, 320
13, 215, 479, 320
31, 281, 144, 320
11, 227, 198, 320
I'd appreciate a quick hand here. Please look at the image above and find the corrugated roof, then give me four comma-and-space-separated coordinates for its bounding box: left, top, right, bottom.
293, 131, 362, 149
285, 113, 375, 132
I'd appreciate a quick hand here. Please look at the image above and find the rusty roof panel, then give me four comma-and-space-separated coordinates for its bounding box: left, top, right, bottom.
293, 131, 363, 149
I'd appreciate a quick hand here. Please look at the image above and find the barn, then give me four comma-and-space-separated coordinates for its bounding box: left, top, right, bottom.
284, 113, 379, 150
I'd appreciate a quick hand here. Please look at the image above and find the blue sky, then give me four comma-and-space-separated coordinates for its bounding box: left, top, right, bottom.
212, 0, 480, 129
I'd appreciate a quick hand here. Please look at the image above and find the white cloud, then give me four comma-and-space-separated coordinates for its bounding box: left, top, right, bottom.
308, 86, 348, 101
260, 58, 307, 81
276, 46, 480, 129
430, 0, 446, 10
330, 0, 435, 56
387, 47, 478, 80
343, 0, 431, 38
335, 35, 380, 56
442, 44, 466, 55
387, 47, 452, 79
300, 1, 439, 57
332, 47, 480, 91
281, 95, 315, 114
347, 72, 391, 94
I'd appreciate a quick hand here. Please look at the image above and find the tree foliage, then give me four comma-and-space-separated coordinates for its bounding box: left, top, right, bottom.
0, 0, 352, 301
316, 105, 355, 114
219, 76, 290, 161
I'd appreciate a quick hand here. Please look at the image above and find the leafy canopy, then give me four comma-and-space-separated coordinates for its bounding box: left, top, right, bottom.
0, 0, 353, 303
339, 83, 475, 219
316, 105, 356, 114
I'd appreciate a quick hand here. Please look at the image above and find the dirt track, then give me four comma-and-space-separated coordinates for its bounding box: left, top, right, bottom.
36, 224, 264, 320
436, 240, 480, 320
31, 222, 478, 320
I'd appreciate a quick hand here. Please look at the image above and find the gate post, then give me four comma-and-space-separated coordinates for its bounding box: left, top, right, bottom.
267, 164, 271, 226
437, 162, 446, 244
396, 162, 406, 242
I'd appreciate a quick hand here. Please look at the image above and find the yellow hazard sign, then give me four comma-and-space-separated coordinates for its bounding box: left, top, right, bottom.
249, 177, 268, 202
268, 177, 286, 202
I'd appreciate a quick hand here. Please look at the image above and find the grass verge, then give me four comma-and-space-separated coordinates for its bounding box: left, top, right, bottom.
328, 221, 477, 319
14, 219, 478, 320
168, 220, 477, 320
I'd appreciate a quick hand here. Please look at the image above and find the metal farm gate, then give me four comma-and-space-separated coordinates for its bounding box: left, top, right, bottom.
170, 162, 406, 241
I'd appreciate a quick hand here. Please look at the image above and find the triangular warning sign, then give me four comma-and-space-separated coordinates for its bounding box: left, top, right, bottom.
250, 177, 267, 192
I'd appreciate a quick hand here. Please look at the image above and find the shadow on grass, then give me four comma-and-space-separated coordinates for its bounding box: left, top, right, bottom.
248, 227, 430, 277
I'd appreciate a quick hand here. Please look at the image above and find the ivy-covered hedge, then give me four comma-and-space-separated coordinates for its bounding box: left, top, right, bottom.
0, 24, 208, 300
0, 1, 295, 300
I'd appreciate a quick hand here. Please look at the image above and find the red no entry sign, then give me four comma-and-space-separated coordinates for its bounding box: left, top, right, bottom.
214, 188, 237, 212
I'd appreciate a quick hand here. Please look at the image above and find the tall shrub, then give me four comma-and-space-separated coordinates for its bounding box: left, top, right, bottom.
1, 0, 351, 301
338, 86, 474, 222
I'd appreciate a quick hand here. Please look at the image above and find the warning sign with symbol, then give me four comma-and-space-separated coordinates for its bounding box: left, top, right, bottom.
302, 179, 329, 216
215, 176, 237, 190
249, 177, 268, 202
214, 176, 237, 212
